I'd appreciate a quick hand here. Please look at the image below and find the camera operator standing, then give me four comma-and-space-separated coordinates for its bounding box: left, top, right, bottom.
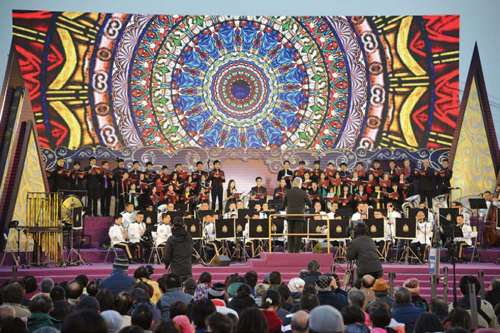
346, 223, 383, 278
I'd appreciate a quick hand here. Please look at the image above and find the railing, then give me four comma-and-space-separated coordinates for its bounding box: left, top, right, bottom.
268, 214, 331, 253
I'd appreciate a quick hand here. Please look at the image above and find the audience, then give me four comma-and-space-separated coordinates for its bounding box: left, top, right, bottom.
486, 277, 500, 308
1, 261, 495, 333
21, 275, 37, 305
391, 287, 422, 333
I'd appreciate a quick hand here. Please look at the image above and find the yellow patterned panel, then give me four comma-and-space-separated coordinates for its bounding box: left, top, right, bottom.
450, 77, 497, 201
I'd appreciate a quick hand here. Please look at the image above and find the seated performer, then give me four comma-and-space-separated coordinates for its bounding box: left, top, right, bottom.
156, 213, 172, 248
128, 211, 146, 262
121, 202, 138, 228
409, 210, 432, 263
373, 210, 393, 261
451, 201, 470, 225
108, 215, 136, 262
446, 214, 472, 262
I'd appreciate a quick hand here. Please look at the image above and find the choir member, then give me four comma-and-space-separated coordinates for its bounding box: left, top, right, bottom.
338, 163, 350, 178
192, 161, 208, 183
130, 161, 142, 178
108, 215, 135, 262
69, 161, 84, 194
209, 160, 225, 213
369, 183, 385, 210
387, 160, 399, 180
274, 178, 288, 201
250, 177, 267, 201
49, 157, 69, 193
100, 161, 113, 217
339, 185, 352, 208
277, 160, 293, 188
85, 157, 100, 216
436, 159, 453, 195
294, 160, 307, 179
310, 160, 323, 183
370, 160, 383, 180
145, 162, 157, 183
225, 179, 238, 211
160, 166, 170, 183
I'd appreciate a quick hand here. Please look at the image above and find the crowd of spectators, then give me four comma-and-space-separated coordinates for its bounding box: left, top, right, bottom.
0, 257, 498, 333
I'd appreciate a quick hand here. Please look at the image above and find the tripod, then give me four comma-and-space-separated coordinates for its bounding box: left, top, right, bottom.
64, 203, 90, 266
342, 260, 356, 290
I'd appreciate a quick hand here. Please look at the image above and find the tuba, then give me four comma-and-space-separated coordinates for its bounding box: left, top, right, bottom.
432, 194, 449, 213
402, 194, 420, 217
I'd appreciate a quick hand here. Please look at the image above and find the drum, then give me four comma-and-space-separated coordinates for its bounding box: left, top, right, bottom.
61, 194, 83, 223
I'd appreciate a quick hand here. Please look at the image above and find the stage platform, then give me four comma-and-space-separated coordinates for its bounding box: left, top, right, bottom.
0, 252, 498, 301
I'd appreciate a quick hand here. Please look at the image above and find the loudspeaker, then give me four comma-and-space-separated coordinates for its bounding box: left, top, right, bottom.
210, 255, 231, 267
313, 242, 330, 254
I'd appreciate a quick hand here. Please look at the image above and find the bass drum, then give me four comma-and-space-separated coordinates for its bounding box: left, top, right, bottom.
61, 194, 84, 224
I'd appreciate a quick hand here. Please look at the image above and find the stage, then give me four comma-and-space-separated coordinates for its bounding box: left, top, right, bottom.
1, 252, 498, 301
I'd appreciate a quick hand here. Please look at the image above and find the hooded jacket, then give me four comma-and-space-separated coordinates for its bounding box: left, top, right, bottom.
27, 312, 61, 333
157, 287, 193, 319
164, 226, 194, 278
228, 296, 257, 315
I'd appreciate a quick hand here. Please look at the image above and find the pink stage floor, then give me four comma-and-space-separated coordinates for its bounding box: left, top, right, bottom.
0, 251, 498, 301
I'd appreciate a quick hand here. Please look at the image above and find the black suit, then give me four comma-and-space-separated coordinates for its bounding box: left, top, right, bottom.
85, 166, 100, 216
99, 172, 113, 216
417, 167, 435, 207
283, 186, 312, 253
49, 167, 68, 193
436, 169, 453, 195
277, 169, 293, 188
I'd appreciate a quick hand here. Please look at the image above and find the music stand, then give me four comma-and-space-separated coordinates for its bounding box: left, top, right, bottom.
469, 198, 487, 210
183, 219, 202, 239
395, 218, 419, 264
307, 218, 327, 239
249, 200, 265, 210
337, 207, 353, 218
364, 218, 385, 240
232, 218, 249, 262
270, 217, 285, 251
174, 203, 187, 212
238, 209, 253, 219
268, 199, 283, 212
439, 208, 459, 226
248, 218, 269, 257
329, 219, 350, 262
408, 208, 430, 219
144, 210, 158, 225
196, 210, 214, 219
167, 211, 185, 220
215, 219, 236, 240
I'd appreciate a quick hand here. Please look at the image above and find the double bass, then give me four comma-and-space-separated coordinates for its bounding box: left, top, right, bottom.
484, 186, 500, 246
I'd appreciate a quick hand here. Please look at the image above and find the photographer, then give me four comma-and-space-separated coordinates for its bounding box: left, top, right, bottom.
346, 223, 383, 278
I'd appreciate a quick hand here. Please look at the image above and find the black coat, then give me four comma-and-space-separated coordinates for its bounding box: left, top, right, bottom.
346, 235, 383, 275
417, 167, 435, 191
164, 227, 194, 278
283, 187, 312, 221
228, 296, 257, 315
84, 166, 101, 189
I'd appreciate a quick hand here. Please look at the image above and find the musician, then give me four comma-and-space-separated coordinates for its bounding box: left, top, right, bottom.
69, 161, 84, 193
325, 187, 337, 212
373, 210, 392, 260
225, 179, 238, 211
274, 179, 288, 201
416, 159, 435, 208
128, 211, 146, 262
253, 203, 268, 219
108, 215, 135, 262
436, 159, 453, 195
156, 213, 172, 251
209, 160, 225, 213
121, 202, 137, 228
409, 210, 432, 263
480, 191, 500, 217
192, 161, 208, 183
352, 202, 366, 221
451, 201, 471, 225
369, 184, 385, 210
386, 203, 401, 261
294, 161, 307, 179
418, 202, 435, 225
144, 162, 157, 183
446, 214, 472, 261
283, 177, 313, 253
49, 157, 68, 193
85, 157, 100, 216
277, 160, 293, 188
310, 160, 323, 183
236, 200, 244, 210
100, 161, 113, 217
223, 202, 238, 219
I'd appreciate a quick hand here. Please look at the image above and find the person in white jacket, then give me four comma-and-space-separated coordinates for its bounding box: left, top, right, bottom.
446, 214, 472, 261
156, 213, 172, 247
128, 211, 146, 262
108, 215, 135, 262
409, 210, 433, 263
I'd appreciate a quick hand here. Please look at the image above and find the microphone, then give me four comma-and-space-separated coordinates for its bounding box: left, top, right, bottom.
448, 187, 461, 190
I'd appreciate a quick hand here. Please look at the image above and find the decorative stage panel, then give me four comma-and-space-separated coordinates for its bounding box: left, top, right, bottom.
12, 11, 459, 153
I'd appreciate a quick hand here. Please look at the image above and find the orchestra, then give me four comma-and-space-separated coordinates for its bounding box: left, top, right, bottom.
45, 156, 497, 264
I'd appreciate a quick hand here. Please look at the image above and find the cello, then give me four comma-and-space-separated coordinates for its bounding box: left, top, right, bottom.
484, 186, 500, 247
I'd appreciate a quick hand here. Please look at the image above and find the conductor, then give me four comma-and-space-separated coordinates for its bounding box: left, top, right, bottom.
346, 223, 383, 278
164, 217, 194, 280
283, 177, 313, 253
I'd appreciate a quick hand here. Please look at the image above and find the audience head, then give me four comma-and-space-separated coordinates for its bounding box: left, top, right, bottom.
300, 294, 320, 312
309, 305, 344, 333
206, 312, 232, 333
50, 285, 66, 301
235, 284, 252, 299
3, 283, 24, 304
192, 298, 216, 329
361, 275, 375, 289
307, 260, 321, 273
165, 273, 182, 290
87, 279, 100, 297
173, 315, 193, 333
76, 295, 100, 313
134, 266, 151, 280
21, 275, 37, 294
261, 289, 281, 311
113, 256, 130, 272
315, 275, 333, 292
348, 288, 365, 309
75, 274, 89, 288
66, 280, 84, 300
208, 282, 227, 302
443, 307, 472, 331
100, 310, 123, 333
236, 307, 268, 333
459, 275, 481, 296
130, 287, 150, 304
288, 277, 305, 293
369, 304, 392, 329
0, 305, 15, 326
96, 289, 115, 311
131, 304, 153, 331
169, 301, 188, 319
404, 278, 421, 296
29, 294, 53, 314
153, 319, 180, 333
429, 296, 448, 315
1, 317, 27, 333
115, 292, 133, 315
414, 312, 444, 333
394, 287, 412, 304
489, 277, 500, 290
342, 305, 366, 325
198, 272, 212, 285
182, 279, 197, 296
292, 310, 309, 333
244, 271, 258, 288
61, 309, 108, 333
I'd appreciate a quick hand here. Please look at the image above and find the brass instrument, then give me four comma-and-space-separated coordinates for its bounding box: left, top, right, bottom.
402, 194, 420, 217
26, 192, 63, 266
432, 194, 449, 213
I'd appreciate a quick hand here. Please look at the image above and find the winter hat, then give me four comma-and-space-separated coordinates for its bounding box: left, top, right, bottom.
173, 315, 195, 333
371, 279, 390, 292
288, 277, 305, 293
403, 278, 420, 296
100, 310, 123, 333
315, 275, 332, 291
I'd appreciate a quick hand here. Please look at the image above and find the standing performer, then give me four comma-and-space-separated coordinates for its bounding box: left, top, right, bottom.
100, 161, 113, 217
277, 160, 293, 188
116, 172, 130, 213
416, 159, 435, 208
250, 177, 267, 202
283, 177, 312, 253
49, 157, 68, 193
69, 161, 84, 194
209, 160, 225, 213
192, 161, 208, 183
436, 159, 453, 195
85, 157, 101, 216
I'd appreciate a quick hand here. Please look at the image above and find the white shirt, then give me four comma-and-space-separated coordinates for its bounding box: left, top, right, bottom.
121, 211, 137, 228
128, 222, 145, 243
455, 223, 473, 246
203, 222, 215, 242
109, 224, 126, 246
156, 223, 172, 246
352, 212, 362, 221
412, 220, 432, 245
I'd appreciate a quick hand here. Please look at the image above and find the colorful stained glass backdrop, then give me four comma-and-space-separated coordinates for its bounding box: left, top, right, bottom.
12, 12, 459, 153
